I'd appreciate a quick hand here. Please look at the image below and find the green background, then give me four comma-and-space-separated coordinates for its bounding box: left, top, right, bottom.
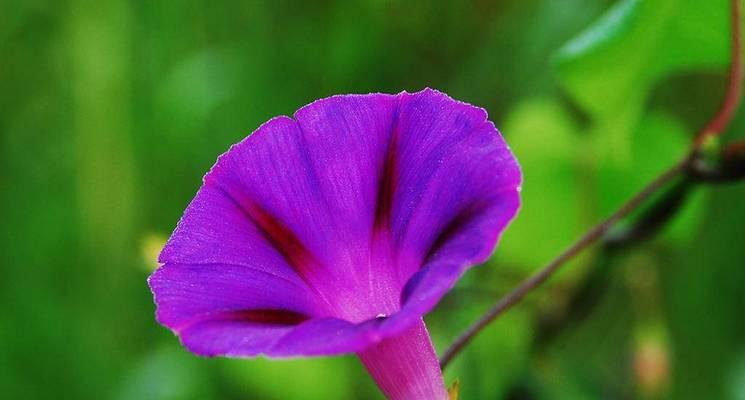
2, 0, 745, 398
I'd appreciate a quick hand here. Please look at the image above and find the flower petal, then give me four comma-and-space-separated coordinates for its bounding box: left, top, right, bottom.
149, 262, 320, 356
269, 317, 384, 356
396, 173, 521, 319
151, 89, 521, 358
159, 183, 304, 283
390, 89, 521, 278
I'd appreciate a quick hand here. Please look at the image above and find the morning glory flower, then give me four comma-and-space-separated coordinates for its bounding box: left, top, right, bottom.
149, 88, 521, 399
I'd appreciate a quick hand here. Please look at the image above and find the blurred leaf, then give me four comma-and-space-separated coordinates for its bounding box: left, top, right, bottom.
499, 97, 583, 271
442, 310, 533, 399
555, 0, 730, 163
728, 352, 745, 400
662, 183, 745, 399
221, 357, 362, 400
448, 0, 613, 114
156, 47, 239, 133
597, 111, 706, 244
117, 346, 216, 400
555, 0, 729, 118
540, 262, 637, 399
597, 111, 685, 207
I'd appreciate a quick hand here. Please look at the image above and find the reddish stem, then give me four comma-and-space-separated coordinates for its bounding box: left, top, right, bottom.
695, 0, 742, 146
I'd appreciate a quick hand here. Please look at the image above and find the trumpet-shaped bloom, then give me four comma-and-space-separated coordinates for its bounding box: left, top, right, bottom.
149, 88, 521, 399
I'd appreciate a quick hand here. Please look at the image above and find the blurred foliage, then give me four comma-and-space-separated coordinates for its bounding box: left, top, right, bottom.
1, 0, 744, 399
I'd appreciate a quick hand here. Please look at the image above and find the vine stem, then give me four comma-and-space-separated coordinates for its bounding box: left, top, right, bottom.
440, 0, 743, 370
696, 0, 742, 146
439, 159, 688, 368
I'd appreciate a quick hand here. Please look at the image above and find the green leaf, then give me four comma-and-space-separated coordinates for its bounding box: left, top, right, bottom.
499, 98, 583, 271
596, 111, 706, 244
555, 0, 729, 119
221, 357, 360, 400
117, 346, 216, 400
555, 0, 730, 163
443, 311, 532, 399
597, 111, 687, 214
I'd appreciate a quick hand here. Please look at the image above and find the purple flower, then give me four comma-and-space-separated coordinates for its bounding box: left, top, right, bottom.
149, 88, 521, 399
